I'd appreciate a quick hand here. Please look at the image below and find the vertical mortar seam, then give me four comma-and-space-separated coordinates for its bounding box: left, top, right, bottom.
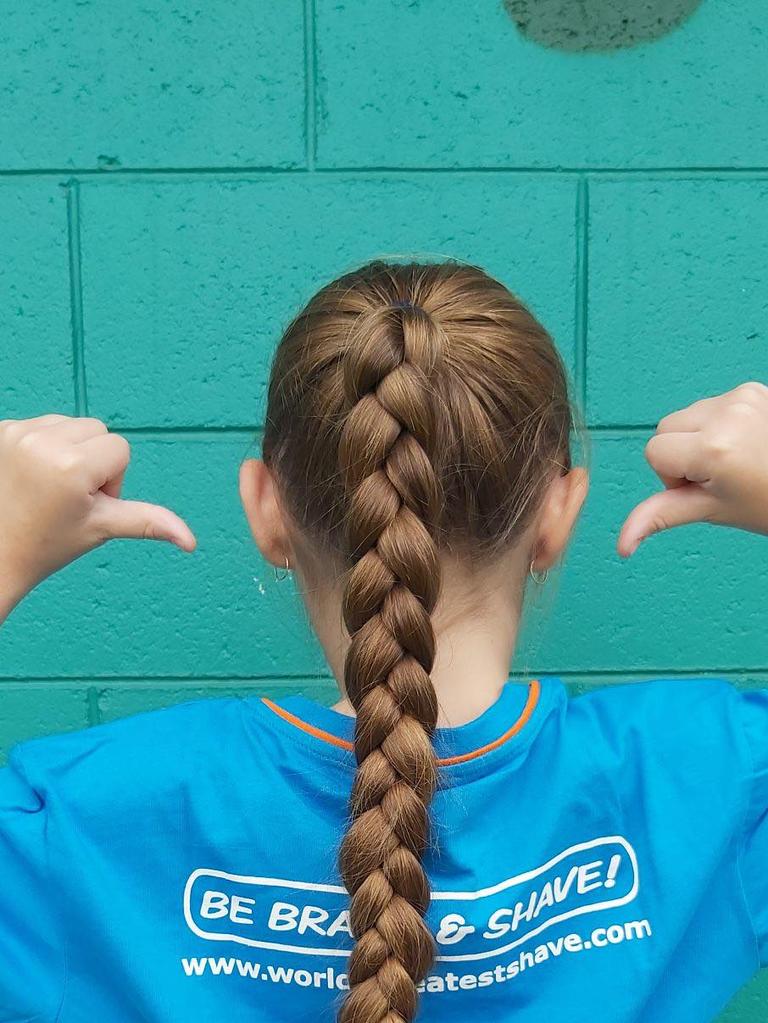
304, 0, 317, 170
574, 176, 589, 416
66, 179, 88, 415
86, 687, 102, 727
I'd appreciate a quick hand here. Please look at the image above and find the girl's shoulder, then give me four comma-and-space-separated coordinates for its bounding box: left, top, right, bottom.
4, 694, 263, 811
565, 675, 766, 777
568, 674, 742, 718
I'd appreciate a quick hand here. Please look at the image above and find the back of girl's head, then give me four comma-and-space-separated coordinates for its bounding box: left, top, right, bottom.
263, 260, 572, 1022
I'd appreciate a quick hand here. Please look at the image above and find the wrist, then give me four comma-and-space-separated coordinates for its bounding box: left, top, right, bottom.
0, 558, 35, 624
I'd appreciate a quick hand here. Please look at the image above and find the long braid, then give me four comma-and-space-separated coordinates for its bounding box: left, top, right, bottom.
337, 301, 444, 1023
262, 258, 575, 1020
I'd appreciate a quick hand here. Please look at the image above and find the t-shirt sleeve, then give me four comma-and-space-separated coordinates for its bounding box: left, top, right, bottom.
0, 748, 65, 1022
737, 688, 768, 966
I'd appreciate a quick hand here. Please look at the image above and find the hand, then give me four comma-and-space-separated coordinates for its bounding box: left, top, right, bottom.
618, 382, 768, 557
0, 414, 196, 601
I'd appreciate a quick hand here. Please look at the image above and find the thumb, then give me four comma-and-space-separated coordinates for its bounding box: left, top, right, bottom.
617, 484, 714, 558
93, 493, 197, 551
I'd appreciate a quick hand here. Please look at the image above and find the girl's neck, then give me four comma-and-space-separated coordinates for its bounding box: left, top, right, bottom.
314, 552, 528, 728
331, 620, 517, 727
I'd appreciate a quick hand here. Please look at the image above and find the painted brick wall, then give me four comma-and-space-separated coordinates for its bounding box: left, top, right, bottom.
0, 2, 767, 1018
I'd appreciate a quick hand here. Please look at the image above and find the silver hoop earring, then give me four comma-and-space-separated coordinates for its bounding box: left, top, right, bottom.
529, 561, 549, 585
273, 555, 291, 582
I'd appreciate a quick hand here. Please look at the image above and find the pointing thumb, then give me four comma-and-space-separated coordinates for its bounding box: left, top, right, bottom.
617, 484, 714, 558
94, 493, 197, 551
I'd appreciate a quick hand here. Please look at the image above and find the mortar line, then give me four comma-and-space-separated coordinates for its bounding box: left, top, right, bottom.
99, 424, 655, 437
2, 667, 765, 684
66, 179, 88, 415
574, 176, 589, 413
86, 686, 102, 726
588, 423, 654, 434
3, 166, 768, 179
0, 675, 329, 684
303, 0, 317, 170
116, 426, 262, 438
303, 165, 768, 178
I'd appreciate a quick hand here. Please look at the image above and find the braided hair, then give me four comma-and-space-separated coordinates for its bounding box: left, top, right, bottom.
337, 300, 444, 1021
262, 260, 572, 1022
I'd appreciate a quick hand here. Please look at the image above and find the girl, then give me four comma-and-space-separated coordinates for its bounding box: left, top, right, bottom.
0, 260, 767, 1023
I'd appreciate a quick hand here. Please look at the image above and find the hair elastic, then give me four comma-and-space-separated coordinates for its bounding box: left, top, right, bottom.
391, 299, 425, 314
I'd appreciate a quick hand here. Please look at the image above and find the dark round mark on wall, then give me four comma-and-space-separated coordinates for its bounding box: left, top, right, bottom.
503, 0, 705, 52
97, 154, 122, 170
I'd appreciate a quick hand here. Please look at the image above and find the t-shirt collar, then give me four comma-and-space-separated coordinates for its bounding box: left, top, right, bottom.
254, 677, 564, 777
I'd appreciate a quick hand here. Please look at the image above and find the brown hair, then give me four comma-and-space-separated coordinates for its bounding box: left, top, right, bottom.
262, 260, 572, 1021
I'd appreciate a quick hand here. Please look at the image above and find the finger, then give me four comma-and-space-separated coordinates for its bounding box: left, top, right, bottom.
91, 493, 197, 552
644, 433, 712, 487
1, 413, 70, 433
655, 386, 757, 434
101, 464, 126, 500
656, 396, 720, 434
25, 413, 72, 428
48, 417, 109, 443
79, 433, 131, 496
617, 484, 715, 558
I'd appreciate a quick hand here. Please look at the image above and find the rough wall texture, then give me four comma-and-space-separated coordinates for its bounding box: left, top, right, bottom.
0, 2, 766, 1018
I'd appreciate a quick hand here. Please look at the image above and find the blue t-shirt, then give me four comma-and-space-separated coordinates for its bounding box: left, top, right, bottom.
1, 676, 767, 1022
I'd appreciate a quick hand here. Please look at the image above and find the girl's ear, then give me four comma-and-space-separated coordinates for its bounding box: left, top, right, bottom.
532, 467, 589, 572
238, 458, 293, 569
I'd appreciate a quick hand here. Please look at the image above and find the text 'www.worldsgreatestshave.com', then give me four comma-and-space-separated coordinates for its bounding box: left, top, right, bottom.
181, 917, 653, 993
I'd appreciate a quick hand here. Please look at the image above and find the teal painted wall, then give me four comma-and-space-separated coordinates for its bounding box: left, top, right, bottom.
1, 2, 767, 1018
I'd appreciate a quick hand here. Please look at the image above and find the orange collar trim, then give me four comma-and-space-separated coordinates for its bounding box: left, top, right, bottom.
261, 679, 541, 767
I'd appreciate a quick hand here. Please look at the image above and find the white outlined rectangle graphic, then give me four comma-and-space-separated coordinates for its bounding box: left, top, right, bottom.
184, 835, 639, 962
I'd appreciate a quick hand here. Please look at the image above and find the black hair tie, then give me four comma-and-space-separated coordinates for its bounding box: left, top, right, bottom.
391, 299, 426, 314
